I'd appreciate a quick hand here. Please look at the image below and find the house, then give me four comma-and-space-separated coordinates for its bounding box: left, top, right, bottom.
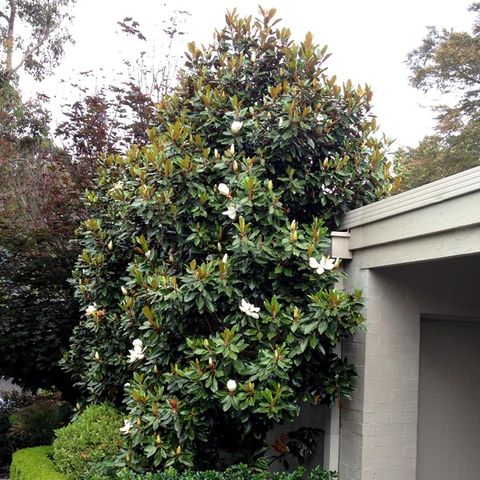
323, 166, 480, 479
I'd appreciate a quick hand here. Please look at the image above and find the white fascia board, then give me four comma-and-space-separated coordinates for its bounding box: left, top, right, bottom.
340, 165, 480, 230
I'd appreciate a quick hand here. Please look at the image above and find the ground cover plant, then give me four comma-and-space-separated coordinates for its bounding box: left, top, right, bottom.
64, 7, 394, 472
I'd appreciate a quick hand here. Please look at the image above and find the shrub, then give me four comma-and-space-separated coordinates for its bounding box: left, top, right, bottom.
115, 465, 337, 480
7, 397, 72, 451
10, 446, 67, 480
0, 245, 81, 398
64, 7, 393, 471
0, 390, 35, 471
52, 403, 123, 479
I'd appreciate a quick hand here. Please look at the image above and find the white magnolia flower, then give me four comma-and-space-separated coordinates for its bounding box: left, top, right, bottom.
231, 120, 243, 135
218, 183, 230, 196
222, 253, 228, 263
309, 255, 337, 275
239, 299, 260, 319
85, 303, 97, 316
109, 180, 124, 195
120, 419, 133, 435
128, 339, 145, 363
222, 204, 237, 220
145, 250, 152, 259
226, 379, 237, 393
321, 184, 334, 195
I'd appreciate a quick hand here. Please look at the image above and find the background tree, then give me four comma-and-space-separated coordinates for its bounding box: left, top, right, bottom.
0, 6, 188, 395
0, 0, 75, 81
0, 0, 79, 394
396, 2, 480, 190
64, 8, 394, 470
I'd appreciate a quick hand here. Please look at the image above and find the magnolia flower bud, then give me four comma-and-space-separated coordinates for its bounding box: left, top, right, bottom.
214, 148, 220, 159
227, 379, 237, 393
121, 286, 128, 296
176, 445, 182, 455
107, 240, 113, 251
94, 351, 100, 361
278, 117, 284, 128
222, 253, 228, 263
250, 51, 256, 63
267, 180, 273, 191
208, 357, 214, 367
229, 144, 235, 156
155, 435, 162, 445
232, 160, 238, 173
231, 120, 243, 135
218, 183, 230, 196
145, 250, 152, 259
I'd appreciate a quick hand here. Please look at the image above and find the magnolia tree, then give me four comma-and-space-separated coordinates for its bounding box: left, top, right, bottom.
64, 8, 394, 471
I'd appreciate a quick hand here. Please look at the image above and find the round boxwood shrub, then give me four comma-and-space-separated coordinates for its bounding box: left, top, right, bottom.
63, 7, 394, 471
52, 404, 123, 479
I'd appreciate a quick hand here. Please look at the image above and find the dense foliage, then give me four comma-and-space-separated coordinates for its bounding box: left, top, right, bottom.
64, 8, 393, 471
0, 391, 35, 471
52, 404, 123, 480
0, 0, 80, 394
7, 396, 71, 451
115, 465, 337, 480
0, 8, 187, 396
396, 2, 480, 189
10, 446, 66, 480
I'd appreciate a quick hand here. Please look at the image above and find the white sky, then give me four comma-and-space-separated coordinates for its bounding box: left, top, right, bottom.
22, 0, 474, 148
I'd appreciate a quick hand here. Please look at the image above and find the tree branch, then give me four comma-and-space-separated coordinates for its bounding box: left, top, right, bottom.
11, 25, 52, 75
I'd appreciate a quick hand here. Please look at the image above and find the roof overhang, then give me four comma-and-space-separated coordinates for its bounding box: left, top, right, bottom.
336, 166, 480, 269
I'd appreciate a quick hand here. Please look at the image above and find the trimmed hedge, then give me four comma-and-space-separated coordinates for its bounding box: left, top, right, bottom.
9, 447, 336, 480
10, 446, 66, 480
116, 465, 337, 480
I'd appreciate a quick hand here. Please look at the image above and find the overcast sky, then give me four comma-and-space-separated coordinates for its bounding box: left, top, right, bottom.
22, 0, 474, 148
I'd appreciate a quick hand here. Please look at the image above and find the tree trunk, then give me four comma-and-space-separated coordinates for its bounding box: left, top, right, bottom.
5, 0, 16, 75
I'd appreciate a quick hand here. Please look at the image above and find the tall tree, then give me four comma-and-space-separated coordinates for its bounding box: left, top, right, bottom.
0, 0, 80, 395
0, 0, 75, 81
396, 2, 480, 190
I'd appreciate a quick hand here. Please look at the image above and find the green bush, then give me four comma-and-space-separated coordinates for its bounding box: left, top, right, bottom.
116, 465, 337, 480
64, 7, 393, 471
52, 403, 123, 479
10, 446, 67, 480
8, 397, 72, 451
0, 390, 35, 470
